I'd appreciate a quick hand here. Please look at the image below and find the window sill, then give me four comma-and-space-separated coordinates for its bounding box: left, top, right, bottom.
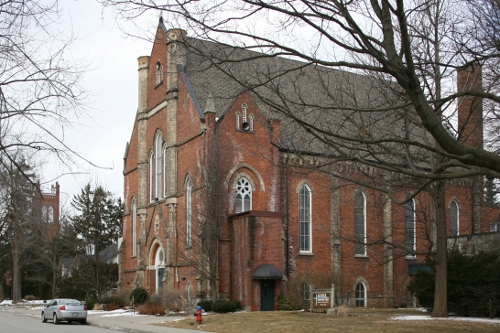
405, 255, 417, 260
299, 251, 314, 256
354, 254, 368, 258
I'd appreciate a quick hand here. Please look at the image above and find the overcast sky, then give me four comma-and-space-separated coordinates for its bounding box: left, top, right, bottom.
38, 1, 154, 206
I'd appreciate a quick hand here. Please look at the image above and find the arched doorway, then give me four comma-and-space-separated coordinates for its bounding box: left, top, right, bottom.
154, 246, 165, 293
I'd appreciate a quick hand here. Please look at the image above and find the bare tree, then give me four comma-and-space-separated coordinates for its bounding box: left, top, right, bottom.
0, 0, 89, 182
0, 153, 38, 302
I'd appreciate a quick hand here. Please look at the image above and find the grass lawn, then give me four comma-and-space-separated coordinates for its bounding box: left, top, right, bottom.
156, 308, 500, 333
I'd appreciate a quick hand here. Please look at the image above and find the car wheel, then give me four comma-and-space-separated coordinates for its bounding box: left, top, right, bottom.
41, 312, 47, 323
68, 320, 73, 324
80, 319, 87, 325
53, 313, 60, 325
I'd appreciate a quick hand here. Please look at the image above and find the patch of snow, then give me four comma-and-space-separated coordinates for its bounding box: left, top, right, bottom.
391, 315, 500, 324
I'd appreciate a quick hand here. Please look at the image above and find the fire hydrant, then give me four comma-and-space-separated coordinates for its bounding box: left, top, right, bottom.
195, 305, 203, 324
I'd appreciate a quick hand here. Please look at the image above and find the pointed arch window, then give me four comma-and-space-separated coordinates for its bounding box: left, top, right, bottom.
235, 177, 251, 213
236, 112, 241, 130
163, 146, 168, 197
354, 192, 366, 256
249, 114, 254, 131
48, 206, 54, 223
242, 104, 248, 123
186, 178, 193, 247
155, 62, 163, 85
149, 152, 154, 202
405, 199, 416, 256
132, 199, 137, 257
299, 185, 312, 253
355, 282, 366, 307
155, 247, 165, 293
42, 206, 47, 222
450, 200, 459, 236
155, 133, 163, 199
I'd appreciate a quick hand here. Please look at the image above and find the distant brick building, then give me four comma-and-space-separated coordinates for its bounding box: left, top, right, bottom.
35, 182, 60, 238
120, 20, 499, 311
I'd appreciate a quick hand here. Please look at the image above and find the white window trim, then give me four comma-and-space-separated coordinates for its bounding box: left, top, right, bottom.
186, 179, 192, 247
405, 199, 416, 259
299, 184, 313, 254
149, 152, 154, 202
155, 133, 163, 200
242, 104, 247, 123
236, 112, 241, 130
132, 200, 137, 257
249, 114, 254, 131
163, 146, 168, 198
355, 281, 367, 308
354, 192, 367, 257
235, 177, 252, 213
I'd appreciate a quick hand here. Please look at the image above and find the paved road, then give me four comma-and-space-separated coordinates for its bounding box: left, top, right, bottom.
0, 305, 210, 333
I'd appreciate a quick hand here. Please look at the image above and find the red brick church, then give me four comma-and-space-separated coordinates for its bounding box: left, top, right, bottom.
119, 19, 499, 311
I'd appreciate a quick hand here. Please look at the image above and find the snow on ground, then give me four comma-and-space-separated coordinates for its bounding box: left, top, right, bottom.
391, 315, 500, 325
89, 309, 147, 317
0, 300, 45, 306
1, 301, 497, 325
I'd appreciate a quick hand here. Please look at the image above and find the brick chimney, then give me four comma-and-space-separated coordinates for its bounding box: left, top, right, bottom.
457, 63, 483, 148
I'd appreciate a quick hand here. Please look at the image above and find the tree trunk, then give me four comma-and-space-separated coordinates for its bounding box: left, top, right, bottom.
52, 257, 57, 299
431, 180, 448, 317
12, 247, 22, 303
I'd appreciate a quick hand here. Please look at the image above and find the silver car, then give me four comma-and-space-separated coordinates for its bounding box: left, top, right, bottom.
41, 298, 87, 325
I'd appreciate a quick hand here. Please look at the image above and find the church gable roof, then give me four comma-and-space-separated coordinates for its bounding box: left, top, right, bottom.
155, 25, 426, 165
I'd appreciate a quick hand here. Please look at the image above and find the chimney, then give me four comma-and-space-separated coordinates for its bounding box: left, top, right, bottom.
457, 63, 483, 148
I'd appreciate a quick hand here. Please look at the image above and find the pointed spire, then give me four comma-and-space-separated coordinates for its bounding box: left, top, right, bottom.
204, 92, 216, 114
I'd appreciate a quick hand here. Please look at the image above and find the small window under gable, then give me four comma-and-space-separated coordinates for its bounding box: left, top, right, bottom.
155, 62, 163, 85
242, 104, 248, 123
238, 104, 254, 132
236, 112, 241, 130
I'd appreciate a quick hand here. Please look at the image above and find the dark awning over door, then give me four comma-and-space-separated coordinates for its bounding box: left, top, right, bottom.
252, 264, 283, 280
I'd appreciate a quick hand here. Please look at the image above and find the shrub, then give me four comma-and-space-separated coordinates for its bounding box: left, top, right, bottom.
160, 290, 187, 312
277, 292, 299, 311
23, 295, 36, 301
197, 299, 213, 312
130, 287, 149, 305
101, 294, 128, 310
212, 299, 242, 313
408, 251, 500, 317
137, 296, 166, 315
85, 298, 98, 310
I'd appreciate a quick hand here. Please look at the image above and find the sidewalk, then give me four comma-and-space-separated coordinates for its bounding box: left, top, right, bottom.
1, 303, 211, 333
